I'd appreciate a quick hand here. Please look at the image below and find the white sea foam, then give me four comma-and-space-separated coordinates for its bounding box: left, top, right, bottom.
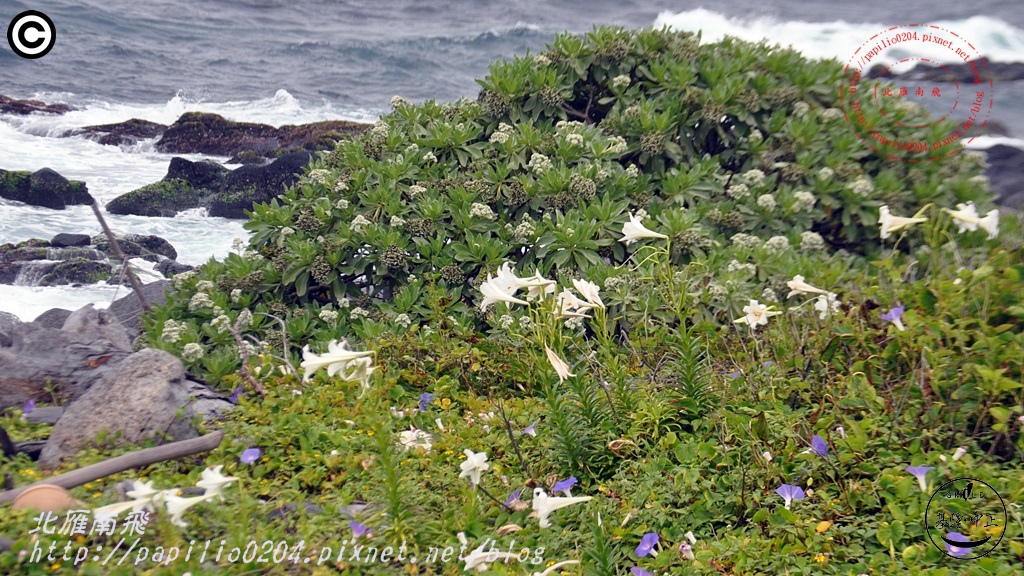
655, 10, 1024, 65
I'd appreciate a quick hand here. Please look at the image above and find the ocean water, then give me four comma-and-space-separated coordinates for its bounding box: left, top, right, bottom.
2, 0, 1023, 320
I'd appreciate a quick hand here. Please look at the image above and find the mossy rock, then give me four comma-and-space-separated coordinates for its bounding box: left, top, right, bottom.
105, 179, 205, 217
38, 258, 112, 286
0, 168, 92, 210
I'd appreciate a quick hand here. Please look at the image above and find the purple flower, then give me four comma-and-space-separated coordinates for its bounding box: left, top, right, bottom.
811, 435, 828, 458
552, 476, 577, 496
24, 399, 35, 415
240, 447, 261, 464
881, 305, 906, 331
906, 465, 934, 492
945, 532, 970, 557
635, 532, 659, 557
349, 521, 371, 539
776, 484, 806, 509
418, 392, 435, 412
631, 568, 653, 576
228, 386, 243, 404
728, 371, 741, 380
522, 421, 538, 437
503, 489, 521, 507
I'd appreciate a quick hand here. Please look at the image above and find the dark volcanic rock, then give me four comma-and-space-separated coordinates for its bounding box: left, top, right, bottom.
38, 259, 112, 286
0, 95, 71, 115
50, 233, 92, 247
92, 233, 178, 262
166, 157, 228, 188
80, 119, 167, 146
155, 111, 367, 159
984, 145, 1024, 211
105, 179, 204, 216
0, 168, 93, 210
867, 58, 1024, 83
156, 259, 194, 277
209, 152, 313, 218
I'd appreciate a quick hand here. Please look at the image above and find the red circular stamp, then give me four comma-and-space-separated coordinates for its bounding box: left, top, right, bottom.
839, 24, 995, 162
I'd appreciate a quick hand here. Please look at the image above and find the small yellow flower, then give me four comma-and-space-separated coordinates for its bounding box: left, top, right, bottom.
814, 553, 827, 564
92, 492, 101, 499
440, 398, 452, 409
367, 430, 375, 436
75, 535, 85, 544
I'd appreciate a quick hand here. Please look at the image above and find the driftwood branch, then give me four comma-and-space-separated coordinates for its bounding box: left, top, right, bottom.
228, 313, 265, 395
0, 430, 223, 505
90, 201, 150, 312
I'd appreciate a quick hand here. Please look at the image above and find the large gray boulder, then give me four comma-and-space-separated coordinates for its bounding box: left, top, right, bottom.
38, 348, 232, 468
0, 305, 132, 411
107, 280, 172, 339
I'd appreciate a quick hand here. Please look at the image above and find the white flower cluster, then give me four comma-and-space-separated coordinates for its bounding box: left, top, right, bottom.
706, 282, 727, 297
764, 235, 791, 254
565, 133, 585, 147
848, 176, 874, 197
727, 183, 750, 200
231, 237, 245, 252
196, 280, 215, 293
513, 218, 536, 244
409, 184, 426, 197
604, 275, 628, 289
338, 297, 350, 309
625, 164, 639, 177
390, 95, 411, 108
611, 74, 631, 89
335, 198, 349, 210
792, 190, 817, 213
793, 102, 810, 117
489, 131, 510, 144
748, 129, 764, 143
395, 313, 412, 329
280, 226, 295, 237
172, 269, 197, 287
349, 307, 370, 319
230, 288, 242, 303
470, 203, 496, 220
499, 314, 515, 330
161, 319, 187, 343
969, 175, 989, 188
564, 316, 585, 332
308, 169, 330, 185
422, 151, 437, 164
800, 230, 825, 250
528, 153, 553, 174
760, 287, 778, 302
821, 107, 844, 121
351, 214, 372, 233
534, 54, 551, 66
181, 343, 204, 362
730, 233, 761, 250
633, 208, 649, 222
818, 167, 834, 181
334, 180, 349, 193
211, 314, 232, 334
369, 121, 388, 140
605, 136, 628, 155
757, 194, 777, 210
390, 215, 407, 227
188, 292, 215, 312
726, 259, 756, 275
742, 169, 766, 186
319, 309, 338, 322
405, 143, 419, 155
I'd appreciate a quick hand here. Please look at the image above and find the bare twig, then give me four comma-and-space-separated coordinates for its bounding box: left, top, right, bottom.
494, 398, 532, 480
228, 313, 265, 395
90, 202, 150, 312
257, 312, 297, 376
0, 431, 224, 504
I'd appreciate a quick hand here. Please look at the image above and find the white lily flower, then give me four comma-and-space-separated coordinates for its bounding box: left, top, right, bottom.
300, 339, 374, 382
126, 480, 160, 502
685, 531, 697, 545
556, 289, 594, 318
531, 487, 592, 528
733, 299, 781, 330
479, 272, 529, 312
544, 346, 575, 383
341, 356, 376, 389
397, 428, 433, 453
620, 212, 668, 245
762, 451, 772, 462
813, 292, 841, 320
571, 278, 605, 309
943, 202, 999, 238
463, 539, 520, 572
786, 275, 827, 298
952, 447, 967, 461
164, 493, 219, 528
879, 205, 928, 240
836, 426, 846, 439
195, 465, 239, 499
459, 449, 489, 486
